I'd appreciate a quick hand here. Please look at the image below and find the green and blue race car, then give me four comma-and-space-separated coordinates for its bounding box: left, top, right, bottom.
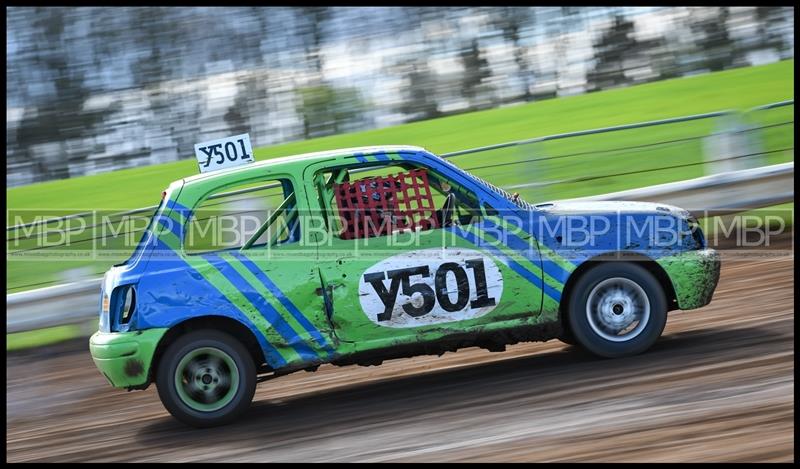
90, 144, 720, 427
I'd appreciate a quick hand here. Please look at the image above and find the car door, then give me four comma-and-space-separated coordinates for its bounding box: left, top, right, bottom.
183, 174, 338, 364
305, 157, 543, 348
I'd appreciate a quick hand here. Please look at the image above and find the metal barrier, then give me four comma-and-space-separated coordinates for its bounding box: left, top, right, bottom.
7, 277, 103, 333
563, 161, 794, 217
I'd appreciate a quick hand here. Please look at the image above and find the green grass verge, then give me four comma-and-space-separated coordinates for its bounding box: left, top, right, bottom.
7, 324, 84, 351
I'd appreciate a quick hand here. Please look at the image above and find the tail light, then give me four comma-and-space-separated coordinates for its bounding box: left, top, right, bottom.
109, 285, 137, 330
120, 286, 136, 324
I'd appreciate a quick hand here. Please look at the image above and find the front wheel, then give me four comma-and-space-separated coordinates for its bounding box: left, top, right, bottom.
567, 262, 667, 358
156, 330, 256, 428
555, 324, 577, 346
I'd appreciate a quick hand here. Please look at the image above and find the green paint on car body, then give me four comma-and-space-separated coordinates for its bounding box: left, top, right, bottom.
157, 229, 305, 365
90, 328, 167, 388
220, 252, 333, 355
657, 248, 721, 310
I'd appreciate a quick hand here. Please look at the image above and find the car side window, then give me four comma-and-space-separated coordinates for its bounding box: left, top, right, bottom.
184, 178, 299, 254
315, 162, 482, 241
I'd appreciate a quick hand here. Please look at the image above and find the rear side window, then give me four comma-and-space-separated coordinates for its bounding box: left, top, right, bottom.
184, 178, 298, 254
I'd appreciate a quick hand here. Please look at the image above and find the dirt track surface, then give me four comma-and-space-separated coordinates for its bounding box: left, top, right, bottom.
6, 256, 794, 462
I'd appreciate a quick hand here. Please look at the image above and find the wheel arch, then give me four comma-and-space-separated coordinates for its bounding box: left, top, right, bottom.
559, 252, 679, 334
150, 315, 268, 383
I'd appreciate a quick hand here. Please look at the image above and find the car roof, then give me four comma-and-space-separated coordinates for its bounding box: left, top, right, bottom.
181, 145, 429, 185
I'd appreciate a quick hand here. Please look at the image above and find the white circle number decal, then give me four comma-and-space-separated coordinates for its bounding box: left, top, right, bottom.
358, 248, 503, 327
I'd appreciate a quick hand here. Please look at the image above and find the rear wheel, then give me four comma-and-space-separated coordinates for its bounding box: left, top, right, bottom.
156, 330, 256, 428
567, 262, 667, 358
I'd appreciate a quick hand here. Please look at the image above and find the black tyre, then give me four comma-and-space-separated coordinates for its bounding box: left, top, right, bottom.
567, 262, 667, 358
556, 331, 577, 346
156, 330, 256, 428
556, 311, 577, 346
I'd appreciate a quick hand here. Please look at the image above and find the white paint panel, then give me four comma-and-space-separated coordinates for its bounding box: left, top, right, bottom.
358, 248, 503, 328
194, 133, 254, 173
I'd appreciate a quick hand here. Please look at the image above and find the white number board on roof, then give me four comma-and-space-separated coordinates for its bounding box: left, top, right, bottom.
194, 133, 254, 173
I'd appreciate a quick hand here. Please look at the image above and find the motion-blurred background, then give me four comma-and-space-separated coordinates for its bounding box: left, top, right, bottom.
6, 6, 794, 185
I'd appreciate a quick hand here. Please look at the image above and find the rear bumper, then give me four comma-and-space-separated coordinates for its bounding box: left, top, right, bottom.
89, 328, 167, 389
657, 249, 721, 310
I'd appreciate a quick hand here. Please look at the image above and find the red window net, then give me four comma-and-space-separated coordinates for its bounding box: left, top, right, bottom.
333, 168, 439, 240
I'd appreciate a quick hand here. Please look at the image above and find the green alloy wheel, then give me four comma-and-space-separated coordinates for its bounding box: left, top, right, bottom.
174, 347, 239, 412
156, 330, 256, 428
